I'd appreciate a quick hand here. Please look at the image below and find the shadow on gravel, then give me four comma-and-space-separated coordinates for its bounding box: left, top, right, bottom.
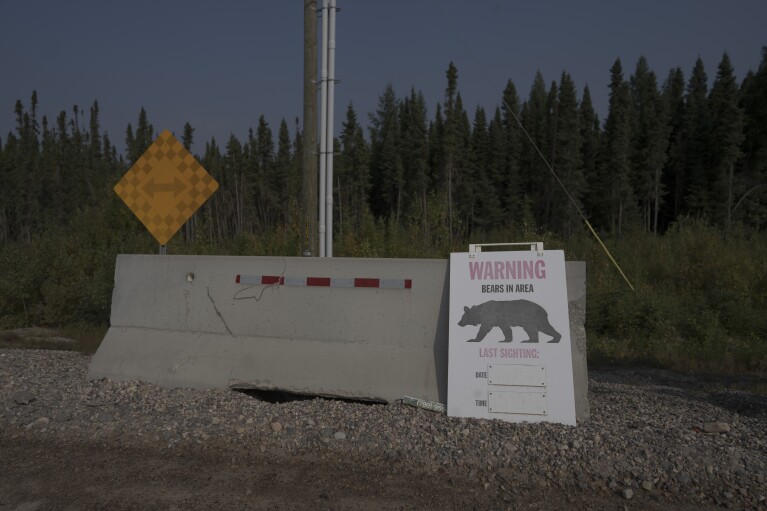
232, 387, 387, 406
591, 368, 767, 419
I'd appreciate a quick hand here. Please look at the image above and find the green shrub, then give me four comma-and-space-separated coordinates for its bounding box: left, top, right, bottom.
1, 211, 764, 374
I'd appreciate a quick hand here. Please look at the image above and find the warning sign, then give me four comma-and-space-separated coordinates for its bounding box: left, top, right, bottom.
114, 130, 218, 244
448, 249, 576, 426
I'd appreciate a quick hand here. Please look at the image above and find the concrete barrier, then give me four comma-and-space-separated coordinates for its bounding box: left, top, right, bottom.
88, 255, 588, 421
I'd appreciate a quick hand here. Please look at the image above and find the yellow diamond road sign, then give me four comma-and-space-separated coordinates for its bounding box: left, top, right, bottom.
114, 130, 219, 245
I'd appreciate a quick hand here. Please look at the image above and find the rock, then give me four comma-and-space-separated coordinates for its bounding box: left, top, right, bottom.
96, 413, 113, 423
11, 390, 36, 405
703, 422, 730, 434
54, 411, 72, 423
2, 349, 767, 509
25, 417, 50, 430
10, 501, 44, 511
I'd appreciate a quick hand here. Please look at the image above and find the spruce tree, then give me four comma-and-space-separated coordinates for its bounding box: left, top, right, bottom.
125, 107, 154, 165
601, 59, 635, 235
519, 71, 549, 231
629, 56, 669, 233
399, 88, 429, 227
274, 119, 293, 225
443, 62, 461, 240
469, 106, 502, 231
661, 67, 686, 227
708, 53, 745, 228
338, 103, 370, 234
738, 47, 767, 228
224, 134, 244, 236
683, 58, 712, 217
368, 84, 403, 219
579, 85, 601, 223
181, 122, 196, 241
551, 71, 585, 237
181, 122, 195, 151
451, 93, 473, 236
500, 80, 526, 223
487, 108, 507, 225
255, 116, 275, 229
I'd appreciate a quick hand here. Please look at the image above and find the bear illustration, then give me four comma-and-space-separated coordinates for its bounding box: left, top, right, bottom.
458, 299, 561, 343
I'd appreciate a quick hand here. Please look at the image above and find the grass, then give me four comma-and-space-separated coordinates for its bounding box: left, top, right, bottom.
0, 217, 765, 378
0, 324, 108, 354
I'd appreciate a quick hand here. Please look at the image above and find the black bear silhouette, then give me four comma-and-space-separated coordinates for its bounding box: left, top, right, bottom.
458, 300, 561, 343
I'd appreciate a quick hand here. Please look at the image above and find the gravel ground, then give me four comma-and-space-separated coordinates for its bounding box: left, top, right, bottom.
1, 348, 766, 510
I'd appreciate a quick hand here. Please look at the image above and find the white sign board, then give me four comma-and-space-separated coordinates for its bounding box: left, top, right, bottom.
448, 249, 576, 426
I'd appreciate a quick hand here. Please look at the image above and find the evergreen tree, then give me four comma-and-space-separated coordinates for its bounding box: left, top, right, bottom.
224, 134, 245, 235
538, 80, 560, 228
708, 53, 745, 228
551, 71, 585, 237
181, 122, 195, 151
337, 103, 370, 234
661, 67, 686, 227
83, 100, 104, 201
500, 80, 525, 222
254, 116, 275, 229
683, 58, 712, 217
181, 122, 196, 241
428, 103, 445, 193
519, 71, 549, 231
579, 85, 601, 222
399, 88, 430, 227
201, 138, 224, 240
738, 47, 767, 228
629, 56, 669, 233
125, 107, 154, 165
486, 108, 507, 225
368, 84, 403, 219
274, 119, 293, 225
600, 59, 635, 235
442, 62, 461, 239
451, 93, 473, 236
469, 106, 502, 231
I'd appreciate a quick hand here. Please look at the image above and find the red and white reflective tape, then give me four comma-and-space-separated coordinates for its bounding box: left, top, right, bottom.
235, 275, 412, 289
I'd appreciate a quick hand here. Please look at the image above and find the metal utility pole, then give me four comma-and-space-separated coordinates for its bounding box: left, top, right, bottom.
318, 0, 328, 257
325, 0, 336, 257
319, 0, 337, 257
302, 0, 318, 256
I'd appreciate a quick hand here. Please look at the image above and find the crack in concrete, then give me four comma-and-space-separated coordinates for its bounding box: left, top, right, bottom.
207, 287, 236, 338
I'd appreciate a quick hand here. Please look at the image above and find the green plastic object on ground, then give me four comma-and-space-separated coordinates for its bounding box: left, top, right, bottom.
402, 396, 446, 413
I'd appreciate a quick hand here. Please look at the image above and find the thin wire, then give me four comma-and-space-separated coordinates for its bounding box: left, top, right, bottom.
433, 0, 635, 292
232, 259, 289, 302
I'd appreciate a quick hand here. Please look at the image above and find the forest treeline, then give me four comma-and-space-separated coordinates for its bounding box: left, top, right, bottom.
1, 50, 766, 371
1, 50, 766, 246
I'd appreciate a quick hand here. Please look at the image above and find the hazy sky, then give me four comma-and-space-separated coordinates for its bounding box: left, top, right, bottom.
1, 0, 765, 155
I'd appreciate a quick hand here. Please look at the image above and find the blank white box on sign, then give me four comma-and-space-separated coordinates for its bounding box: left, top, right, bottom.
488, 364, 546, 387
489, 390, 548, 415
